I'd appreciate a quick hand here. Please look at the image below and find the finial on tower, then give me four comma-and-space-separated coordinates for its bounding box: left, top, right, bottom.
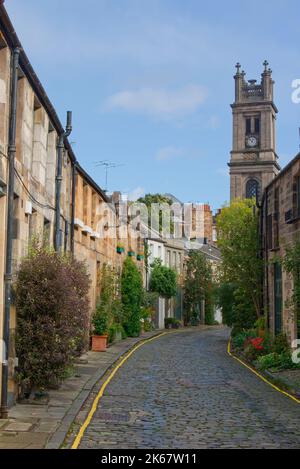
235, 62, 241, 74
263, 60, 269, 72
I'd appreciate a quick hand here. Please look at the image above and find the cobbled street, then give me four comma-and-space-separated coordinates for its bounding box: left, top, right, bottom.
79, 328, 300, 449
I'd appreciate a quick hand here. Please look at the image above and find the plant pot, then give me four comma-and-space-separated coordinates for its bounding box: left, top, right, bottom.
137, 254, 144, 261
128, 251, 136, 257
117, 247, 125, 254
92, 335, 108, 352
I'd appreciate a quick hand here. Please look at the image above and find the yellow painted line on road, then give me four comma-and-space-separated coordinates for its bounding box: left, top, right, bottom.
71, 332, 168, 449
227, 339, 300, 404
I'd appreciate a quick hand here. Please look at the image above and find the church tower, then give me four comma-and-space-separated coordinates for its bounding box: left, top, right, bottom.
229, 61, 280, 201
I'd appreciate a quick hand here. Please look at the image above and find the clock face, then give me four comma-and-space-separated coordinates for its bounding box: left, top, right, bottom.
247, 136, 258, 148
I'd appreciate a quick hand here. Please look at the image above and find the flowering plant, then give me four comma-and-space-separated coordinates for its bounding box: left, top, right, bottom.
249, 337, 264, 351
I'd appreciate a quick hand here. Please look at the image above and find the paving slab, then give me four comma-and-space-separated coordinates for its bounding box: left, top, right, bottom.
5, 422, 34, 432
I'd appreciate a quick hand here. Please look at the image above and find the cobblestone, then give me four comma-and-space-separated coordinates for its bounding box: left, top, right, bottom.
79, 328, 300, 449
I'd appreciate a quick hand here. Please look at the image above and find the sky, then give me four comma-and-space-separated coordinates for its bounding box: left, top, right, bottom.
5, 0, 300, 211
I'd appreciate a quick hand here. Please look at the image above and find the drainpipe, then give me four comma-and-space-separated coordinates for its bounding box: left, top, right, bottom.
0, 47, 20, 419
55, 111, 72, 252
70, 159, 77, 255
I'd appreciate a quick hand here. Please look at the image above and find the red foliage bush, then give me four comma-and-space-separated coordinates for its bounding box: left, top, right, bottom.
15, 245, 90, 392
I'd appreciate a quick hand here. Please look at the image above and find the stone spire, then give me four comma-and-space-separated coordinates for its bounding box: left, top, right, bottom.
234, 62, 243, 102
261, 60, 274, 100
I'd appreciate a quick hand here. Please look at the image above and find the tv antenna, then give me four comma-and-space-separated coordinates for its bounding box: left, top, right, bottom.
95, 160, 125, 191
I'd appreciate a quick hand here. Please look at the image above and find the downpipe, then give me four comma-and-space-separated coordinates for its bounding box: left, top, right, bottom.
70, 158, 77, 255
55, 111, 72, 252
0, 47, 20, 419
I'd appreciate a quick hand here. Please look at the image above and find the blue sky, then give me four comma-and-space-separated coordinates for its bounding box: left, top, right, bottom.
5, 0, 300, 210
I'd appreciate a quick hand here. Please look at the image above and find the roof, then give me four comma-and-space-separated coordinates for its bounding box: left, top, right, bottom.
264, 152, 300, 193
0, 2, 108, 202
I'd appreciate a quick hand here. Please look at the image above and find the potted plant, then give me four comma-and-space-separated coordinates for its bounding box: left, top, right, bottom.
128, 250, 136, 257
116, 244, 125, 254
137, 253, 144, 261
92, 307, 109, 352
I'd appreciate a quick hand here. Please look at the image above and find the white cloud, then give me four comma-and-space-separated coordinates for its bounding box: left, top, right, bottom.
207, 115, 220, 130
155, 146, 184, 161
217, 168, 229, 177
104, 85, 207, 119
127, 186, 145, 201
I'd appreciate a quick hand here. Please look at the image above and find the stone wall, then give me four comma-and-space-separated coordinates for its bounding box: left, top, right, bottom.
262, 155, 300, 344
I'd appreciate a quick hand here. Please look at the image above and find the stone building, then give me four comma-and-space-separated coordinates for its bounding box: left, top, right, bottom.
229, 61, 280, 201
261, 153, 300, 344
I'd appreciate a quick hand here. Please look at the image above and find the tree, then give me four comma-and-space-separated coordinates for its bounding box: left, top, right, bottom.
137, 193, 174, 235
121, 258, 143, 337
149, 259, 177, 299
216, 282, 236, 326
216, 198, 263, 321
183, 250, 214, 326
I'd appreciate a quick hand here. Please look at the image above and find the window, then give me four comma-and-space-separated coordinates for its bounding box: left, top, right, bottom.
254, 117, 260, 134
246, 179, 260, 200
246, 118, 251, 135
158, 245, 162, 260
267, 214, 273, 250
44, 217, 51, 245
273, 188, 279, 249
292, 175, 300, 219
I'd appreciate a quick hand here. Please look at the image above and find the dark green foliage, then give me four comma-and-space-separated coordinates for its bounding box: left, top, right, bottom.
216, 283, 236, 326
271, 334, 290, 355
183, 251, 214, 326
232, 330, 257, 350
108, 324, 127, 343
256, 352, 300, 371
231, 288, 257, 334
92, 307, 109, 336
15, 245, 90, 392
165, 318, 181, 329
137, 193, 174, 235
217, 199, 263, 319
149, 259, 177, 299
121, 258, 143, 337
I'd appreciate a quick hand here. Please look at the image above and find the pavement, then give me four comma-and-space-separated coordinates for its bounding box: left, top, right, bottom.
0, 330, 164, 449
69, 327, 300, 449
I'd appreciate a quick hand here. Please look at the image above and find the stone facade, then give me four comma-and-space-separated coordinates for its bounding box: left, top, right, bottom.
229, 62, 280, 201
261, 154, 300, 344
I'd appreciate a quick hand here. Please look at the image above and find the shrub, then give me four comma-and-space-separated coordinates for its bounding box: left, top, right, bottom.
256, 352, 300, 371
232, 330, 257, 350
216, 283, 235, 326
108, 324, 127, 343
92, 307, 109, 336
121, 258, 143, 337
271, 334, 290, 355
165, 318, 181, 329
150, 259, 177, 299
15, 245, 90, 392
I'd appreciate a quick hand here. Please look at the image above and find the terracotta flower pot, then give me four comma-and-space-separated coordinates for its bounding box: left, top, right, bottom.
92, 334, 108, 352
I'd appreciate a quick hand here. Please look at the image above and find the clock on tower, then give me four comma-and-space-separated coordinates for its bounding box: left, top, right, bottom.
228, 61, 280, 201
